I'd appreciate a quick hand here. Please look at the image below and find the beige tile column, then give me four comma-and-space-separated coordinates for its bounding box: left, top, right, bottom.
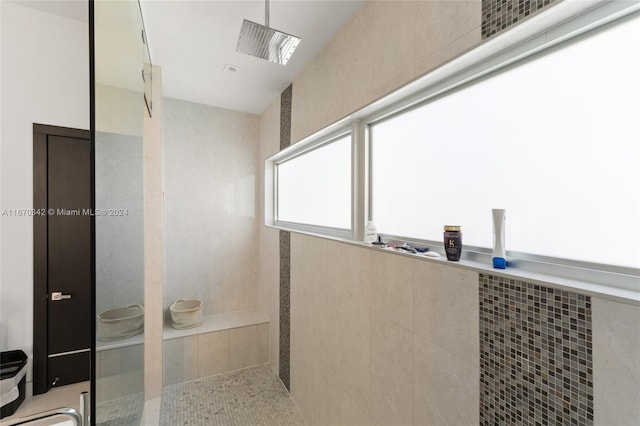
144, 65, 164, 401
592, 297, 640, 424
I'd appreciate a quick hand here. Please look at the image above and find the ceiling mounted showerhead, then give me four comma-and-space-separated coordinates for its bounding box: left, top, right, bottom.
236, 0, 301, 66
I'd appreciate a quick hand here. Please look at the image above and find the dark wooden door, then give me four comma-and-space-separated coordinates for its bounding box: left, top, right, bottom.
33, 124, 91, 394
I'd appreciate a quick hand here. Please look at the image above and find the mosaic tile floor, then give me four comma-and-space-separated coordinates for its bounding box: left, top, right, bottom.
96, 393, 144, 426
161, 365, 304, 426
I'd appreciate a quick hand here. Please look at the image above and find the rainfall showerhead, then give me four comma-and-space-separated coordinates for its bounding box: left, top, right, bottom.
236, 0, 301, 66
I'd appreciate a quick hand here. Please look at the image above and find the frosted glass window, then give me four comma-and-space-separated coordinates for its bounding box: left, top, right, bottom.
371, 16, 640, 268
277, 135, 351, 229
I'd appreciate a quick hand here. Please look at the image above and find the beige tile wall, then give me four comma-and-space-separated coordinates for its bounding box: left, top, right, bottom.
255, 1, 640, 424
290, 235, 479, 425
290, 0, 482, 143
96, 345, 144, 403
257, 0, 482, 410
592, 298, 640, 424
285, 235, 640, 426
144, 66, 164, 400
163, 324, 270, 386
257, 0, 482, 416
258, 99, 281, 375
163, 99, 260, 316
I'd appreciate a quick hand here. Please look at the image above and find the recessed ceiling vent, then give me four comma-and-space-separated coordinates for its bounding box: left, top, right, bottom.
236, 0, 301, 66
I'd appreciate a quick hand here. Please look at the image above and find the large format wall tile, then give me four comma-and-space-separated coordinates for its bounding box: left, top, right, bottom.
371, 312, 414, 426
370, 252, 415, 331
163, 336, 198, 386
144, 65, 164, 400
259, 1, 640, 425
290, 1, 482, 143
288, 233, 640, 425
164, 98, 259, 317
163, 324, 269, 388
95, 131, 144, 315
197, 330, 230, 378
414, 265, 479, 367
99, 345, 144, 378
592, 297, 640, 424
289, 234, 480, 426
257, 99, 281, 375
414, 335, 479, 425
230, 326, 259, 371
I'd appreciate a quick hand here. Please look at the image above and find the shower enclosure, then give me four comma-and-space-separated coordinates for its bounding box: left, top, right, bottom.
0, 0, 149, 424
92, 0, 150, 424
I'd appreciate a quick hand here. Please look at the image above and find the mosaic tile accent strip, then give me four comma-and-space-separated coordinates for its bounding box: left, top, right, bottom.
479, 274, 593, 425
279, 84, 293, 390
279, 229, 291, 391
482, 0, 559, 39
161, 365, 304, 426
280, 84, 292, 151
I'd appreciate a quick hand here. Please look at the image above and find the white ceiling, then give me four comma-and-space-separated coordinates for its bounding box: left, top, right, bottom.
15, 0, 363, 115
139, 0, 363, 114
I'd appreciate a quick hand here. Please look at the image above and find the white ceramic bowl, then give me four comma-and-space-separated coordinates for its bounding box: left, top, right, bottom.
97, 304, 144, 341
169, 299, 203, 329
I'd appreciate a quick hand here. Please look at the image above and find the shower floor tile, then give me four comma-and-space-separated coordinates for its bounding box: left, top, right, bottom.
161, 365, 304, 426
96, 393, 144, 426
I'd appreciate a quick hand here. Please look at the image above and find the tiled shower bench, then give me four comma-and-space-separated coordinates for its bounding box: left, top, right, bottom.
95, 309, 270, 400
162, 309, 270, 386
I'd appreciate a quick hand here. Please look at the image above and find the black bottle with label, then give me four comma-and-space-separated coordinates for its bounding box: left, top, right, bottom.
443, 225, 462, 261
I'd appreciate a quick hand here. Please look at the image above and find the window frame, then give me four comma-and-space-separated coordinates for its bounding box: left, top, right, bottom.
267, 123, 360, 240
365, 12, 640, 270
264, 0, 640, 298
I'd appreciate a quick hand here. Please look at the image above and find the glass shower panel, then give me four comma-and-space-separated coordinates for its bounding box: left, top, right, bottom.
143, 26, 153, 117
94, 0, 146, 424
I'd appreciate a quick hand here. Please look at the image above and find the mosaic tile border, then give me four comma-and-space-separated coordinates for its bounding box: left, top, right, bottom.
482, 0, 559, 39
279, 230, 291, 390
280, 84, 292, 151
279, 84, 293, 390
479, 274, 593, 425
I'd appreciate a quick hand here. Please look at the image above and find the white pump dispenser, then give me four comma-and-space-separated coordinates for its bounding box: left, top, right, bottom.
492, 209, 506, 269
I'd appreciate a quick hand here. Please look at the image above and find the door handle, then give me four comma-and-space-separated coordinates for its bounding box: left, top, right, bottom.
51, 292, 72, 301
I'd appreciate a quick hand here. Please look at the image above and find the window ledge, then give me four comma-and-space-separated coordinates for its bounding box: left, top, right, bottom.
365, 243, 640, 306
276, 224, 640, 306
95, 309, 270, 351
97, 333, 143, 352
163, 309, 269, 341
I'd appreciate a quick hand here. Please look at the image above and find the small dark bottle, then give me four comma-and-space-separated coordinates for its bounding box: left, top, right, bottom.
443, 226, 462, 261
